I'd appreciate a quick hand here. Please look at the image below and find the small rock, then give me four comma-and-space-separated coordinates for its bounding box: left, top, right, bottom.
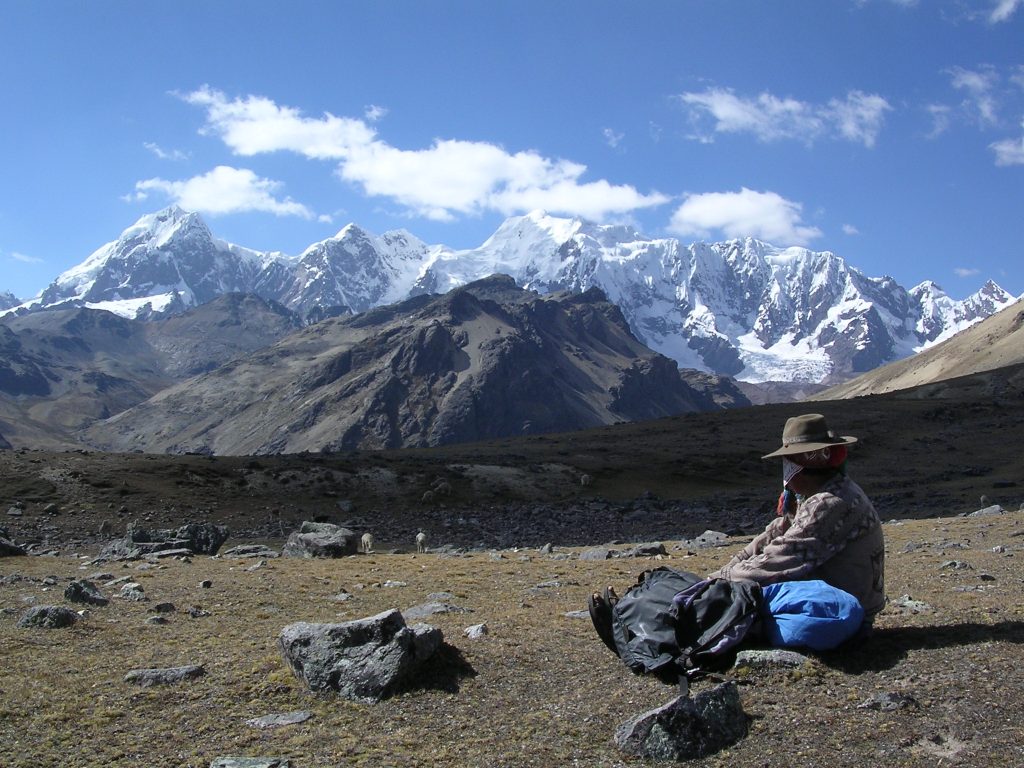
890, 594, 933, 614
858, 692, 919, 711
382, 580, 407, 588
119, 583, 147, 602
403, 601, 473, 621
146, 616, 169, 625
150, 602, 176, 614
614, 682, 748, 760
210, 758, 291, 768
979, 573, 997, 582
969, 504, 1005, 517
124, 664, 205, 686
188, 606, 212, 618
734, 649, 810, 669
245, 710, 312, 729
463, 623, 488, 639
939, 560, 972, 570
199, 580, 213, 589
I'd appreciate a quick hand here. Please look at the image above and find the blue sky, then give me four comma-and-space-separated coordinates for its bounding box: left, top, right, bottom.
2, 0, 1022, 302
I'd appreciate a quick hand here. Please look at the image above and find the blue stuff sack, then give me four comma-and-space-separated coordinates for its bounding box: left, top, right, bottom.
760, 580, 864, 651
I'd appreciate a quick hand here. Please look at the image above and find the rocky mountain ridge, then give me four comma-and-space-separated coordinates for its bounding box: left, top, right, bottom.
79, 276, 746, 454
10, 207, 1016, 386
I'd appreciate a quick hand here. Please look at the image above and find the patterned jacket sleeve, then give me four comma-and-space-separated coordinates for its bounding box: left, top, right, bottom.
711, 491, 856, 585
708, 515, 788, 579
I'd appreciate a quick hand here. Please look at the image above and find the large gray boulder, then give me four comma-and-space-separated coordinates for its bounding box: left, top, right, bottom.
18, 605, 79, 629
281, 521, 358, 558
0, 532, 26, 557
99, 520, 229, 560
278, 609, 443, 703
64, 579, 109, 606
614, 682, 748, 760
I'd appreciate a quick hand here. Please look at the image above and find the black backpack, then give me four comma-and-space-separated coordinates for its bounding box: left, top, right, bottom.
610, 567, 763, 685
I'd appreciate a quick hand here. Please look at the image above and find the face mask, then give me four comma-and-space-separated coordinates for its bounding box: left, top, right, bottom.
782, 457, 803, 486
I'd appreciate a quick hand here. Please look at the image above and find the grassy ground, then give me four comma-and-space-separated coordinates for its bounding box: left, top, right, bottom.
2, 510, 1023, 767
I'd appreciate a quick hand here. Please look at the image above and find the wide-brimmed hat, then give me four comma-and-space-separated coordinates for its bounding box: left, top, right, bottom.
762, 413, 858, 459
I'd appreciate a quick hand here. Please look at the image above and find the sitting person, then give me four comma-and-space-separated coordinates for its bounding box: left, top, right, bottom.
710, 413, 885, 621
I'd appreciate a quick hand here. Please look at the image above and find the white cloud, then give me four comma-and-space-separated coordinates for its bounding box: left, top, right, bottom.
989, 0, 1022, 22
675, 87, 890, 147
9, 251, 43, 264
180, 87, 669, 222
925, 104, 953, 138
603, 128, 624, 148
132, 165, 315, 218
182, 86, 375, 159
990, 122, 1024, 165
948, 66, 1000, 125
955, 267, 981, 277
842, 224, 861, 236
667, 188, 822, 245
144, 142, 190, 161
364, 104, 388, 122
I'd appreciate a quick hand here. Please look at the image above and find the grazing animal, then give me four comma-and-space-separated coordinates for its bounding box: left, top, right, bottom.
360, 532, 374, 554
415, 531, 428, 553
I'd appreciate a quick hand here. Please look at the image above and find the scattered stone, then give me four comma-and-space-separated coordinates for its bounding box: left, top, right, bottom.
564, 609, 590, 619
64, 579, 109, 606
43, 503, 59, 515
463, 623, 488, 639
734, 649, 810, 669
6, 507, 23, 517
969, 504, 1005, 517
979, 573, 997, 582
939, 560, 973, 570
119, 582, 147, 602
890, 595, 933, 614
200, 579, 213, 589
188, 607, 212, 618
685, 530, 731, 549
614, 682, 748, 760
403, 602, 474, 621
0, 535, 27, 557
282, 522, 358, 559
539, 543, 554, 554
210, 758, 290, 768
991, 545, 1007, 554
331, 591, 354, 602
151, 548, 194, 560
278, 609, 444, 703
382, 580, 408, 588
150, 602, 176, 614
124, 664, 206, 686
858, 692, 919, 711
580, 542, 667, 560
18, 605, 79, 629
221, 544, 280, 559
246, 559, 268, 572
427, 592, 456, 601
245, 710, 312, 729
146, 616, 169, 625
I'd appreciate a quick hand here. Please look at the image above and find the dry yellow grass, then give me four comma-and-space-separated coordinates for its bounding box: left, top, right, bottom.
2, 511, 1023, 767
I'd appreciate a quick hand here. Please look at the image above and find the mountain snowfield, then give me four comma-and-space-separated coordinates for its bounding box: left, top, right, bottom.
9, 206, 1018, 385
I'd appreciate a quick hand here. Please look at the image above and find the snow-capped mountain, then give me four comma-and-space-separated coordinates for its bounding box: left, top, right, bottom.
14, 207, 1018, 385
0, 291, 20, 311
